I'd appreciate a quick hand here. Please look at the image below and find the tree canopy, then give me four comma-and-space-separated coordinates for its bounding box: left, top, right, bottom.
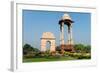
74, 44, 91, 53
23, 44, 39, 55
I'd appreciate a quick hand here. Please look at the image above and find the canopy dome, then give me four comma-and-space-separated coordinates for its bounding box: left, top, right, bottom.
59, 13, 74, 24
62, 13, 71, 20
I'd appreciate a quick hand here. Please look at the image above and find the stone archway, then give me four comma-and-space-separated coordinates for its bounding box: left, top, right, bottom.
40, 32, 56, 52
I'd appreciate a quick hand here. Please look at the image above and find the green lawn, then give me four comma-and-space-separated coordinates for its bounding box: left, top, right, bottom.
23, 56, 76, 62
23, 52, 91, 63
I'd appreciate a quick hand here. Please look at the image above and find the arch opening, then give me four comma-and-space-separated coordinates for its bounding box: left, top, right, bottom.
46, 41, 51, 51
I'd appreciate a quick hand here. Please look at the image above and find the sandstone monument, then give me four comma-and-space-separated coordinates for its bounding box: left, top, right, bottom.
40, 32, 56, 52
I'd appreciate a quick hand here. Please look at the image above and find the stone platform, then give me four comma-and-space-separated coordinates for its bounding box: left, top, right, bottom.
60, 44, 75, 52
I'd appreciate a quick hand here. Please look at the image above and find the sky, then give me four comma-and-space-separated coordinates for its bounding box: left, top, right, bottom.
22, 10, 91, 49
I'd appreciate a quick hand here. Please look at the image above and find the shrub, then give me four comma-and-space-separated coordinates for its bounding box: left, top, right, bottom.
24, 53, 34, 58
64, 52, 91, 59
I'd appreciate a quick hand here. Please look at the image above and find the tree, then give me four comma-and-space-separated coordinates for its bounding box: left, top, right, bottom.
74, 44, 84, 53
23, 44, 34, 55
23, 44, 40, 55
84, 45, 91, 53
33, 48, 40, 52
74, 44, 91, 53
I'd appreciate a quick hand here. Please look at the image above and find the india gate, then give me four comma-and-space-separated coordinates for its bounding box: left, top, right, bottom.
41, 13, 75, 53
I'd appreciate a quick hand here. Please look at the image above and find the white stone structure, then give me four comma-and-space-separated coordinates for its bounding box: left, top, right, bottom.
59, 13, 74, 45
41, 32, 56, 52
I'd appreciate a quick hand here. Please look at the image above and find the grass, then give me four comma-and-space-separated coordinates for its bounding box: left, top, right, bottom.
23, 56, 76, 62
23, 52, 91, 63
